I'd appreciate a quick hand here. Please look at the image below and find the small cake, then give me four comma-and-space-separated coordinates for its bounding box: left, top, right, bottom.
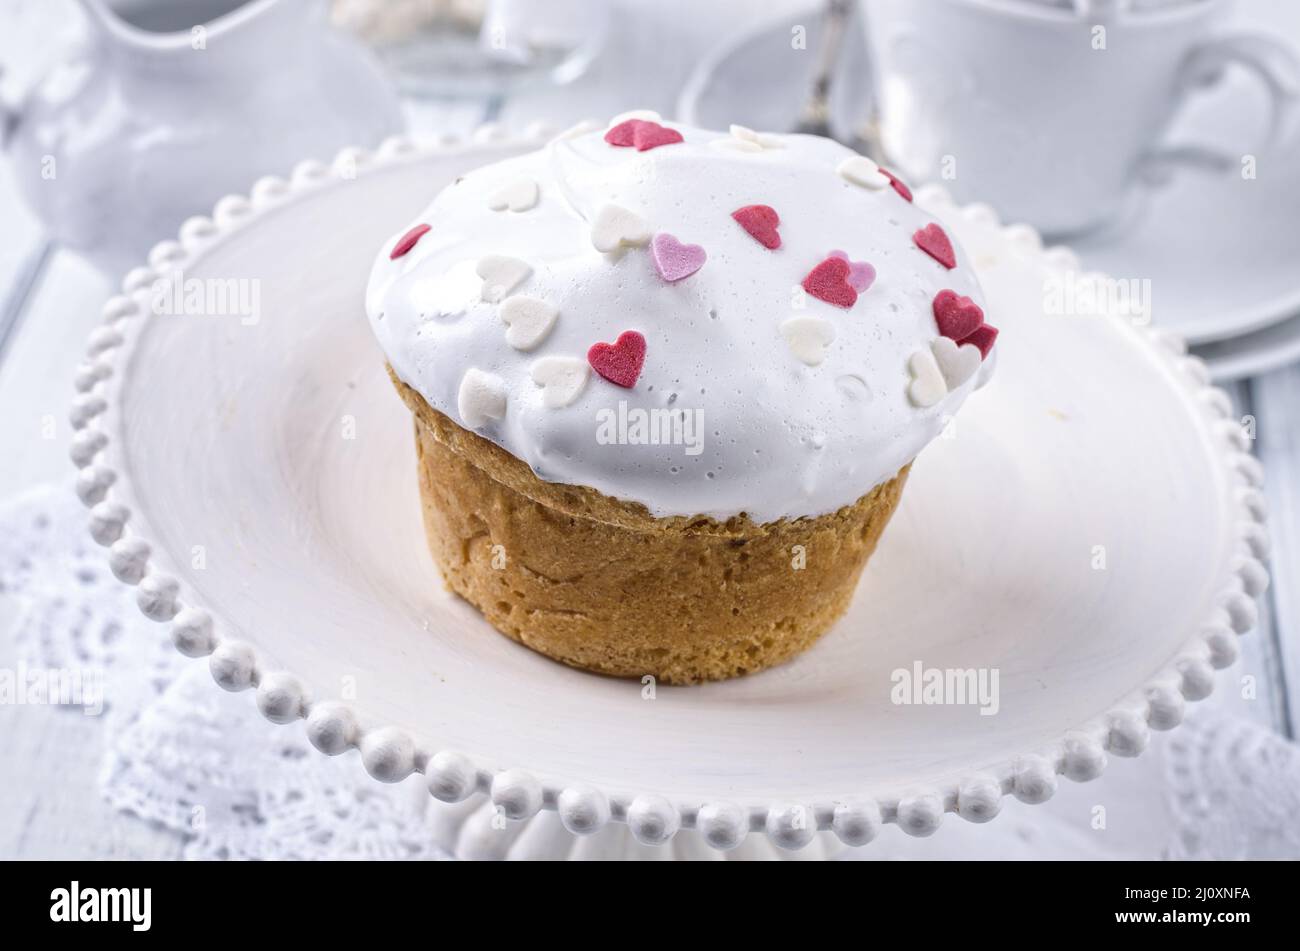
366, 114, 997, 684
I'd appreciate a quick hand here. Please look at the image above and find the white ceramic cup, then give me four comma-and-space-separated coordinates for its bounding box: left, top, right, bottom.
861, 0, 1300, 237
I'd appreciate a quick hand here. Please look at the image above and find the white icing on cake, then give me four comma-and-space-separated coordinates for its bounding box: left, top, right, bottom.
366, 118, 995, 522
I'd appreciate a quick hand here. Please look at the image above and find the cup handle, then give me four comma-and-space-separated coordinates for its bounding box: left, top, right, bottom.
0, 66, 22, 150
1138, 31, 1300, 186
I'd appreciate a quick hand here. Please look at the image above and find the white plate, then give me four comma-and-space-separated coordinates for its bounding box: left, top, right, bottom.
680, 1, 1300, 347
69, 133, 1269, 857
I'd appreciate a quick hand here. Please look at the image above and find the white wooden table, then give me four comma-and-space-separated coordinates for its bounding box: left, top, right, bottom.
0, 0, 1295, 859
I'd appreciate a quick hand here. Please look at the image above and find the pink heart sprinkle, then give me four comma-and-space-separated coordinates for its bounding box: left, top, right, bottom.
828, 250, 876, 293
651, 233, 707, 283
390, 223, 430, 259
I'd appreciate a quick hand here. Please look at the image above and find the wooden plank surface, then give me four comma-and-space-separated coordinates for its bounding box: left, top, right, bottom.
1252, 367, 1300, 737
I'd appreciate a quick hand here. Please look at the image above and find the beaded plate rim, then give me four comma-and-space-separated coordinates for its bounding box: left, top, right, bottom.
68, 124, 1271, 853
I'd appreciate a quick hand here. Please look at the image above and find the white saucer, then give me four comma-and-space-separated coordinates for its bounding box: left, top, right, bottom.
1072, 145, 1300, 346
69, 132, 1268, 859
680, 1, 1300, 348
1194, 305, 1300, 381
677, 3, 872, 146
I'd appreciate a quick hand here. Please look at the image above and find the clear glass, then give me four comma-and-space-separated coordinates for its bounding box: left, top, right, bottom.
331, 0, 610, 99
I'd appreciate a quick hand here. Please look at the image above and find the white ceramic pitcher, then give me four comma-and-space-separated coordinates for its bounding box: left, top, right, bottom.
1, 0, 404, 274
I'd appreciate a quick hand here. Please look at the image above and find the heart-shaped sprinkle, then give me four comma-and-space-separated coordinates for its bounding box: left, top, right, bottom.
732, 204, 781, 249
588, 330, 646, 388
802, 256, 858, 309
933, 289, 984, 340
531, 355, 589, 408
476, 255, 532, 302
632, 121, 684, 151
390, 224, 430, 259
780, 316, 836, 366
828, 250, 876, 292
604, 119, 684, 152
879, 167, 913, 202
913, 223, 956, 269
488, 178, 539, 213
591, 204, 651, 253
650, 232, 707, 282
499, 295, 558, 351
603, 119, 639, 147
837, 155, 890, 190
729, 124, 784, 150
959, 323, 999, 359
457, 368, 507, 427
906, 348, 947, 408
931, 336, 982, 389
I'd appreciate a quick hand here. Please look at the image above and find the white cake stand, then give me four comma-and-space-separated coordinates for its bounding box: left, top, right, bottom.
69, 128, 1270, 860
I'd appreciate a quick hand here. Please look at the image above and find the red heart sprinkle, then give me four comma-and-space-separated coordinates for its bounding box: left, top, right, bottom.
732, 204, 781, 249
604, 119, 683, 152
933, 289, 984, 340
879, 167, 913, 202
802, 256, 858, 309
959, 323, 999, 359
914, 223, 956, 269
588, 330, 647, 388
390, 223, 430, 259
633, 121, 684, 151
604, 120, 639, 147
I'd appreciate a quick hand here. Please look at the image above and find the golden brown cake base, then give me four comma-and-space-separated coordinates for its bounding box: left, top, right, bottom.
390, 368, 909, 684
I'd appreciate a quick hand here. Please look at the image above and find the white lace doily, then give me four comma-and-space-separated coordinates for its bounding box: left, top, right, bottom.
1165, 712, 1300, 859
0, 482, 182, 732
2, 482, 1296, 860
2, 483, 446, 861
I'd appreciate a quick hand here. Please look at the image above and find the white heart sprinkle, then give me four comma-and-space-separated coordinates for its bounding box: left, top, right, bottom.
457, 368, 507, 428
931, 336, 982, 390
530, 356, 590, 409
499, 295, 558, 351
729, 123, 784, 149
780, 316, 836, 366
476, 255, 531, 303
591, 203, 651, 253
837, 155, 890, 189
907, 348, 948, 407
488, 178, 539, 212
